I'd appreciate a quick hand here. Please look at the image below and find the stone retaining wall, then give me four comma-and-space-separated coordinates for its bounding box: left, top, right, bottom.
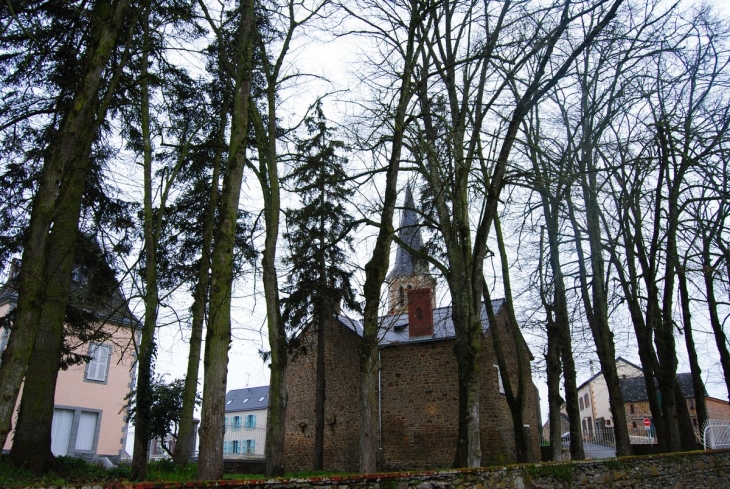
13, 450, 730, 489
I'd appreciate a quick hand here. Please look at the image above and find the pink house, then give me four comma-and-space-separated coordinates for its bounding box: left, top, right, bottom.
0, 259, 138, 462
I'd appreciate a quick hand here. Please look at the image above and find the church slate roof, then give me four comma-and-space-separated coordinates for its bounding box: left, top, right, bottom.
336, 299, 506, 346
225, 385, 270, 413
386, 185, 430, 281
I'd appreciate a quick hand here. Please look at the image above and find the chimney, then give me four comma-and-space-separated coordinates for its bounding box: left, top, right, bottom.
407, 288, 433, 338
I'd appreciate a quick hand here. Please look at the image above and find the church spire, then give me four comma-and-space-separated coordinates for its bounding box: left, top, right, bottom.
386, 184, 435, 315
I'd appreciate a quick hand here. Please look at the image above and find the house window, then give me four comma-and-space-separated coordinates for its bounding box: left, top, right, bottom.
231, 416, 241, 430
75, 411, 98, 450
224, 416, 228, 430
630, 404, 634, 414
580, 397, 584, 410
689, 399, 695, 410
398, 286, 405, 306
493, 365, 504, 394
584, 394, 590, 408
85, 343, 111, 383
632, 421, 637, 428
51, 407, 100, 456
0, 328, 9, 354
245, 414, 256, 429
231, 440, 239, 454
245, 439, 256, 454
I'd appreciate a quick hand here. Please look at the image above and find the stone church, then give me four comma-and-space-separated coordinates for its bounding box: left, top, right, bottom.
284, 186, 540, 472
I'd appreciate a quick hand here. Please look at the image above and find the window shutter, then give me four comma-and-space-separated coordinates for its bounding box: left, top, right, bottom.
86, 343, 110, 381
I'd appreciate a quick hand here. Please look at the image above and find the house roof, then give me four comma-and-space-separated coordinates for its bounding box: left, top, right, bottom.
0, 259, 139, 328
386, 184, 430, 281
620, 372, 705, 402
336, 299, 506, 346
577, 357, 642, 391
225, 385, 270, 413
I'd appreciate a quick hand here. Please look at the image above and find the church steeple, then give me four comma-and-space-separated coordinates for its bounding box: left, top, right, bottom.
386, 185, 436, 315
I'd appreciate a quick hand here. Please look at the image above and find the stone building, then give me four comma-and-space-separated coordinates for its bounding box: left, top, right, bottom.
284, 186, 540, 472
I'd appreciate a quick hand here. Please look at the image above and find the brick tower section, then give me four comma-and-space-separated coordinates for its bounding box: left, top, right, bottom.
407, 288, 433, 338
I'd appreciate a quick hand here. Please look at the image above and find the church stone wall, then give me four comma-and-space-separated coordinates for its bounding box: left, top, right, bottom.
378, 307, 539, 471
285, 308, 539, 473
284, 318, 361, 472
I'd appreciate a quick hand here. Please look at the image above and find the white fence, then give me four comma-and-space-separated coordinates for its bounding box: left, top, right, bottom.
703, 420, 730, 450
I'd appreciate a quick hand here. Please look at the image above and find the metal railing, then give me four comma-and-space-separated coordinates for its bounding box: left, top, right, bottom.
702, 420, 730, 450
628, 427, 658, 444
584, 428, 616, 448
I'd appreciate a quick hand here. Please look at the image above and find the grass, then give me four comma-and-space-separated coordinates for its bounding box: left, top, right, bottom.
0, 456, 211, 487
0, 456, 356, 487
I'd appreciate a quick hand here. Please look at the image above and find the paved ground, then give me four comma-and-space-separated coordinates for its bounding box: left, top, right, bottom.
561, 440, 617, 459
582, 441, 617, 459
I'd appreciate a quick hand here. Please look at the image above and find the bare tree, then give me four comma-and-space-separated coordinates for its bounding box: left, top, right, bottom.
339, 0, 424, 472
410, 0, 625, 466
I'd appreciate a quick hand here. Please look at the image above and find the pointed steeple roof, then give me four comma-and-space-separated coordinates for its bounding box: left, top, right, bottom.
387, 185, 430, 280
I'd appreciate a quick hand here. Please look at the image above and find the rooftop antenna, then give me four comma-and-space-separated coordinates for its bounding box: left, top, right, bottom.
246, 373, 250, 387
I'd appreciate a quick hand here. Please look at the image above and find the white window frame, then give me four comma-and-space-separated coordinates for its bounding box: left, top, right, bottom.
494, 365, 505, 394
85, 343, 112, 383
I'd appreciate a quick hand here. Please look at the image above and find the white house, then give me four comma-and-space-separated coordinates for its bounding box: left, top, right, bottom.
224, 385, 268, 458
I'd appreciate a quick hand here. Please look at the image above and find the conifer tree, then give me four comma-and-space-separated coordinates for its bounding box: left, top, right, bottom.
282, 103, 359, 469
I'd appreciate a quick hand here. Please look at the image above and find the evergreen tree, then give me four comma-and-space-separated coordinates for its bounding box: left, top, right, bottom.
0, 0, 142, 466
282, 103, 360, 469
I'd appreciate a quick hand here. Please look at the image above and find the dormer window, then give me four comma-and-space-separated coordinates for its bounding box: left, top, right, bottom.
259, 397, 265, 402
243, 398, 249, 403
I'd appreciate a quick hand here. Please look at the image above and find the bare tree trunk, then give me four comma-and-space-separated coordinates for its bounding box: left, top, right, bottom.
567, 192, 631, 457
546, 315, 565, 461
173, 93, 225, 468
540, 228, 565, 461
608, 176, 668, 451
485, 214, 534, 462
526, 115, 584, 460
701, 232, 730, 401
197, 0, 255, 479
677, 259, 708, 433
7, 193, 82, 472
352, 0, 420, 472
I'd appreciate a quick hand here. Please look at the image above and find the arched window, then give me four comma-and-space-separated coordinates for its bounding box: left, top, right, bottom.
398, 286, 405, 306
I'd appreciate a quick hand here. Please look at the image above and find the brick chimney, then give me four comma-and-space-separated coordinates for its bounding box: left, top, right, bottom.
407, 288, 434, 338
